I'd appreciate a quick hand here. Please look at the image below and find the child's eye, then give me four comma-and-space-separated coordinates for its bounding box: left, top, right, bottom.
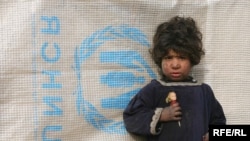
163, 56, 172, 60
179, 56, 188, 60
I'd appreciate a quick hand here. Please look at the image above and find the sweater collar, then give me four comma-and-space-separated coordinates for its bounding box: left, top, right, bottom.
157, 76, 201, 86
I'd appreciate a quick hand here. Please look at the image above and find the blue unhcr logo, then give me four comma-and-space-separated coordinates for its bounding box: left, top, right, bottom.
73, 25, 156, 134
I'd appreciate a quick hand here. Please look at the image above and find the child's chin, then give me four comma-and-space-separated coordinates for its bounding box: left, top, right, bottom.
169, 77, 183, 82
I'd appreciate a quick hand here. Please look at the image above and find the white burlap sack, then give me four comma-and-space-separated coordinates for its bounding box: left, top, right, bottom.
1, 0, 249, 140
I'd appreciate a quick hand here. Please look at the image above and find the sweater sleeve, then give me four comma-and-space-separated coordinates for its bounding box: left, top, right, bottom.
209, 98, 226, 125
123, 81, 163, 135
205, 84, 226, 125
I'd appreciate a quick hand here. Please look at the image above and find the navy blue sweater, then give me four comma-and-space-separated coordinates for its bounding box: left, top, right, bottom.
123, 79, 226, 141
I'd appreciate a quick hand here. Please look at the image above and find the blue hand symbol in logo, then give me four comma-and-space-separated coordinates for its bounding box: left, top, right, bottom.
73, 25, 156, 134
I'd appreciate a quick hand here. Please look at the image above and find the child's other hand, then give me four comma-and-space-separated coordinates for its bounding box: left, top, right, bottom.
159, 102, 182, 122
203, 132, 209, 141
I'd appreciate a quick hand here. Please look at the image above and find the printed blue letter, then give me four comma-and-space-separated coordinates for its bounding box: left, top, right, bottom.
42, 125, 62, 141
41, 16, 60, 35
42, 70, 62, 89
41, 42, 61, 63
43, 96, 63, 116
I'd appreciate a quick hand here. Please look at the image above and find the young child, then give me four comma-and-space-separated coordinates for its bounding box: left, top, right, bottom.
123, 16, 226, 141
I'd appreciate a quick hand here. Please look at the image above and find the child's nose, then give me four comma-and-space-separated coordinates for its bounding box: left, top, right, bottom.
171, 59, 180, 69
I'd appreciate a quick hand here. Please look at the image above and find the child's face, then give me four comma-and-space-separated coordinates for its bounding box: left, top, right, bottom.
161, 49, 192, 81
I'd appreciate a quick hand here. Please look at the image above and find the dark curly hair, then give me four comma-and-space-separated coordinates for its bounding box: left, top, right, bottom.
150, 16, 205, 70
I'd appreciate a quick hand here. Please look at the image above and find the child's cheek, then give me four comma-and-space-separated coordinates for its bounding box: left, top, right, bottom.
162, 62, 169, 70
161, 63, 170, 75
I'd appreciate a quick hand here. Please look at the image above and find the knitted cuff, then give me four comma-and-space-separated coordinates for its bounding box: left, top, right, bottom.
150, 108, 163, 135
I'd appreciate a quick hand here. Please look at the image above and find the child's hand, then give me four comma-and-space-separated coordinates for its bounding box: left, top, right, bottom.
159, 102, 182, 122
203, 132, 209, 141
